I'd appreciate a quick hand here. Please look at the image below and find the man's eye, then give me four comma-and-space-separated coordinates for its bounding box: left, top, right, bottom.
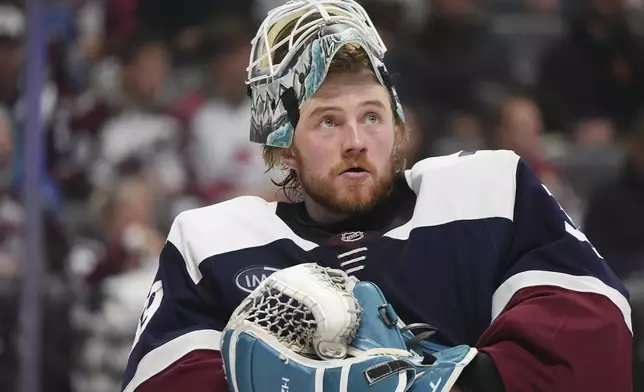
321, 118, 336, 128
364, 114, 380, 124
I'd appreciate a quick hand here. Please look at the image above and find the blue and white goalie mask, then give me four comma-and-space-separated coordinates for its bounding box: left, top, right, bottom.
246, 0, 406, 148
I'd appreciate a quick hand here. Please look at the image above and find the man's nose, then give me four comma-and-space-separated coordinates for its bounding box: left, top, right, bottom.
341, 122, 367, 157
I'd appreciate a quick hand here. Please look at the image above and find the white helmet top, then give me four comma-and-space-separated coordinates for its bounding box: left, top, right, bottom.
246, 0, 405, 148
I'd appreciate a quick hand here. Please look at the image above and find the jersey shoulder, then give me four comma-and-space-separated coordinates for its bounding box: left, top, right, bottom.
409, 149, 520, 178
398, 150, 522, 227
406, 149, 520, 193
173, 194, 274, 228
167, 196, 316, 284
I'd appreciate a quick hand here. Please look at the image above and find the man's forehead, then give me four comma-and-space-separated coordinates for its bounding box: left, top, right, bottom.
306, 75, 389, 108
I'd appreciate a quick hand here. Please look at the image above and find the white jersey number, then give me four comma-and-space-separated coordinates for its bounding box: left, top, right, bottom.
542, 184, 603, 259
131, 280, 164, 352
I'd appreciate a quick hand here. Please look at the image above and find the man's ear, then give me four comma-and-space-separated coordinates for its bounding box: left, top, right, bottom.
281, 147, 298, 170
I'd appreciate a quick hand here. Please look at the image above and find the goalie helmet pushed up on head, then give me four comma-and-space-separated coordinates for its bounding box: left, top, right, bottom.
246, 0, 406, 148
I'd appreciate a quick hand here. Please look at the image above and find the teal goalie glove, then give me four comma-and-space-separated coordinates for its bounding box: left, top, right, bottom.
220, 264, 477, 392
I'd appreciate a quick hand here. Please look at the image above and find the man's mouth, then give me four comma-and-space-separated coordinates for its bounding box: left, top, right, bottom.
339, 166, 370, 178
341, 166, 367, 174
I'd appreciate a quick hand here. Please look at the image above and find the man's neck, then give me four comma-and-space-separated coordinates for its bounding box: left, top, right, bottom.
302, 195, 350, 225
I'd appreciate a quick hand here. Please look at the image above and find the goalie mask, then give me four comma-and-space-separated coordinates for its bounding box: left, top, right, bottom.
246, 0, 406, 148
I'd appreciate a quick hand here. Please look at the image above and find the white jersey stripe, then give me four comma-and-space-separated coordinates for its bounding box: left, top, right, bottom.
168, 197, 318, 284
337, 247, 368, 258
491, 270, 632, 334
386, 151, 519, 240
340, 256, 366, 267
123, 329, 222, 392
345, 265, 365, 275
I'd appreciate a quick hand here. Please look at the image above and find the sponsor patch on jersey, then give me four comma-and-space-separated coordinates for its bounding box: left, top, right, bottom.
234, 266, 281, 293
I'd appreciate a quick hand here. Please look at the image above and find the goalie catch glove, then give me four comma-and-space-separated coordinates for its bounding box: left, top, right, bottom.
220, 264, 477, 392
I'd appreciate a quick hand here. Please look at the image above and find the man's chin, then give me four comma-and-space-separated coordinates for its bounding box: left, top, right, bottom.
329, 199, 377, 216
327, 189, 379, 214
335, 174, 375, 188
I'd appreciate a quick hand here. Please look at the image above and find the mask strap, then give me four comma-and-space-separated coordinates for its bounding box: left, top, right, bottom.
280, 87, 300, 129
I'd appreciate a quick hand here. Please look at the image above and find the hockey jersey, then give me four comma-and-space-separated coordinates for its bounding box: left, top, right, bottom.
122, 150, 632, 392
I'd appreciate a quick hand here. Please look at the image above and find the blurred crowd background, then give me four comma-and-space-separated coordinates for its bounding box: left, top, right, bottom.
0, 0, 643, 390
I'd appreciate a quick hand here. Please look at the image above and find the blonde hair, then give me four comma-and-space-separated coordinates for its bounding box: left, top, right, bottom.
262, 42, 409, 199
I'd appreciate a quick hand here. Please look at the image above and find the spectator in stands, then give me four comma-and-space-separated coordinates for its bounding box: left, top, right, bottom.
0, 105, 75, 392
0, 4, 24, 109
584, 107, 644, 392
491, 92, 583, 222
584, 109, 644, 279
398, 0, 513, 136
84, 175, 164, 290
72, 174, 163, 392
138, 0, 253, 58
92, 36, 187, 199
493, 94, 555, 176
0, 4, 64, 213
536, 0, 644, 137
431, 110, 488, 156
58, 35, 188, 213
0, 3, 62, 132
176, 16, 277, 203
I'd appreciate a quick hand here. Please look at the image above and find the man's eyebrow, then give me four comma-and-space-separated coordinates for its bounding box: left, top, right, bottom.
307, 105, 343, 118
307, 100, 387, 118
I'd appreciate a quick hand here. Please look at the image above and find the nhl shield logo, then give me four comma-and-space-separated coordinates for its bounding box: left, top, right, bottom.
340, 231, 364, 242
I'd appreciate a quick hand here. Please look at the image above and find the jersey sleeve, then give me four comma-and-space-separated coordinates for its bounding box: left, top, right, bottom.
476, 158, 632, 391
120, 215, 229, 392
